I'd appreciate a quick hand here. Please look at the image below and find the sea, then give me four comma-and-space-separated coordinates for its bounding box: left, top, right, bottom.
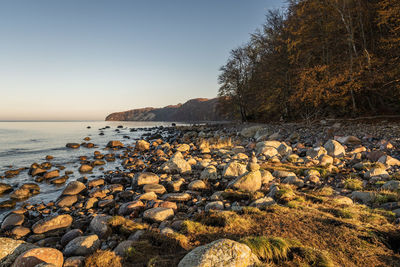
0, 121, 181, 220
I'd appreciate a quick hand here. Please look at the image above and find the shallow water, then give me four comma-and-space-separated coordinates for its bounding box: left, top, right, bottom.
0, 121, 180, 220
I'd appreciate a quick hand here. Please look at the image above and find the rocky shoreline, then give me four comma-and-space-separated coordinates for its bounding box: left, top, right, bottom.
0, 121, 400, 266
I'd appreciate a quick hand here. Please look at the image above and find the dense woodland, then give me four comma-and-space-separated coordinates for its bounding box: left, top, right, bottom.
218, 0, 400, 122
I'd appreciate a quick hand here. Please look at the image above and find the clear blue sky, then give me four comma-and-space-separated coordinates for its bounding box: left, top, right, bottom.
0, 0, 285, 120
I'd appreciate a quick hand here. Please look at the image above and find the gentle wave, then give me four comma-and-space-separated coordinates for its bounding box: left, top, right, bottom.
0, 146, 67, 158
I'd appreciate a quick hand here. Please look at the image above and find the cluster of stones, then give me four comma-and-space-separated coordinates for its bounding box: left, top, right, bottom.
0, 121, 399, 266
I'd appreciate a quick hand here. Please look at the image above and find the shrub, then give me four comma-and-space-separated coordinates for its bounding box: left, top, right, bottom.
275, 186, 296, 203
374, 191, 399, 205
344, 178, 363, 191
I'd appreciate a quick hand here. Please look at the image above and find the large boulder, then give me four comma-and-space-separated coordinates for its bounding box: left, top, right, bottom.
134, 172, 159, 186
143, 184, 166, 194
162, 152, 191, 174
178, 239, 259, 267
107, 140, 124, 148
256, 141, 281, 156
118, 201, 144, 216
260, 169, 274, 185
62, 181, 86, 196
12, 247, 63, 267
89, 215, 111, 239
336, 136, 361, 145
114, 240, 135, 257
257, 146, 279, 158
250, 197, 275, 208
188, 180, 207, 191
32, 214, 73, 234
136, 140, 150, 151
307, 147, 327, 159
228, 170, 262, 192
162, 193, 191, 202
277, 142, 292, 156
378, 155, 400, 167
241, 126, 264, 138
56, 195, 78, 207
381, 180, 400, 191
63, 256, 85, 267
63, 235, 100, 256
143, 207, 174, 223
222, 162, 247, 178
1, 213, 24, 230
364, 168, 390, 179
200, 166, 218, 180
351, 191, 375, 204
324, 140, 345, 157
0, 238, 37, 266
61, 229, 83, 247
176, 144, 190, 152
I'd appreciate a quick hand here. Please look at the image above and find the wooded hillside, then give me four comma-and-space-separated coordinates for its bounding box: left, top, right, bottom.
218, 0, 400, 122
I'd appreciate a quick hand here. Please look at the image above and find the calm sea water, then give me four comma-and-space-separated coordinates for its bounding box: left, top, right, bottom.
0, 121, 179, 219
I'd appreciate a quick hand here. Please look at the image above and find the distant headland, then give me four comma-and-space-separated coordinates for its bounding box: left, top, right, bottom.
105, 97, 231, 122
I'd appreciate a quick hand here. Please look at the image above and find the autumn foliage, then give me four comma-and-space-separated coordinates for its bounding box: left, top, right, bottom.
218, 0, 400, 122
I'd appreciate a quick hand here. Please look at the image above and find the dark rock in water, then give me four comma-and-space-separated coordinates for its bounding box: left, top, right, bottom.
50, 176, 68, 184
40, 162, 52, 170
0, 183, 12, 195
0, 200, 16, 209
83, 142, 95, 148
31, 167, 46, 177
4, 169, 21, 178
62, 181, 86, 196
10, 184, 40, 200
66, 143, 80, 149
106, 140, 124, 148
79, 164, 93, 173
34, 176, 45, 183
43, 170, 59, 179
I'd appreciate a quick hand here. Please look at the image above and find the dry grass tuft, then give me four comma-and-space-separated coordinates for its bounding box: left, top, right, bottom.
108, 216, 148, 235
108, 216, 126, 227
294, 247, 335, 267
85, 250, 122, 267
240, 236, 297, 262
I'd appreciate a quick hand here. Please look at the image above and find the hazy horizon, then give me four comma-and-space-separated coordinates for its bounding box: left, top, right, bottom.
0, 0, 284, 120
